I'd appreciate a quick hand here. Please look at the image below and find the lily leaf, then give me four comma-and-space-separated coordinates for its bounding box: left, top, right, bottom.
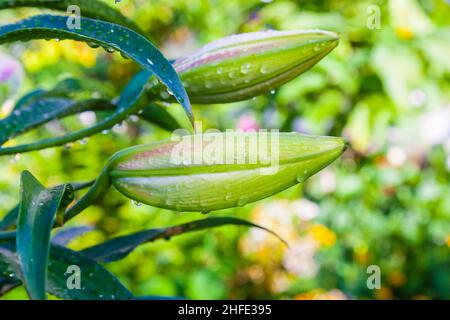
0, 69, 152, 155
0, 0, 144, 35
0, 14, 193, 124
0, 98, 113, 145
52, 226, 94, 246
0, 180, 93, 231
16, 171, 74, 299
81, 217, 286, 263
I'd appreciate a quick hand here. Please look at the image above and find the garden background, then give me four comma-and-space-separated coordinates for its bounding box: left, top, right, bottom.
1, 0, 449, 299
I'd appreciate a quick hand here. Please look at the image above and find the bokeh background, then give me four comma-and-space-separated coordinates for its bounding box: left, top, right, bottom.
1, 0, 449, 299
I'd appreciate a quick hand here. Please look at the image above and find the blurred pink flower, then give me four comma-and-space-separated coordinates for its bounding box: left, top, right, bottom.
236, 113, 259, 132
0, 53, 24, 96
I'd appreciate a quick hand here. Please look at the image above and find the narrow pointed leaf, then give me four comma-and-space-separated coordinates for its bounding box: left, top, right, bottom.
81, 217, 285, 263
0, 14, 193, 123
16, 171, 74, 299
0, 69, 152, 155
0, 180, 93, 231
51, 226, 94, 246
0, 98, 113, 145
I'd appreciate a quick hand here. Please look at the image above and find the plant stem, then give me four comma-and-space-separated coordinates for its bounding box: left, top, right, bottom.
63, 168, 112, 222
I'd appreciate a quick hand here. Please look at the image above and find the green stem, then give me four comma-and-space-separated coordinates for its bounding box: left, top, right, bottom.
0, 98, 144, 156
63, 168, 112, 222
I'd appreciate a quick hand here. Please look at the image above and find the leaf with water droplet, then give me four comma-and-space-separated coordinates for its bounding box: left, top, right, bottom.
0, 98, 112, 146
0, 14, 194, 125
0, 70, 152, 156
0, 0, 147, 38
80, 217, 286, 263
16, 171, 74, 300
0, 242, 133, 300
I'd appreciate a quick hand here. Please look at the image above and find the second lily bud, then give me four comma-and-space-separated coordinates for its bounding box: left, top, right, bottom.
148, 29, 339, 104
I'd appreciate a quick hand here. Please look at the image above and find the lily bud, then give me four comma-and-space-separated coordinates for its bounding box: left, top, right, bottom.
149, 30, 338, 103
107, 132, 346, 212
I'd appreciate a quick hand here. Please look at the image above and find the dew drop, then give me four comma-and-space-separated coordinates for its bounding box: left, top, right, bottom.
217, 67, 224, 74
101, 129, 110, 135
240, 62, 251, 74
204, 81, 212, 89
87, 41, 100, 48
63, 143, 73, 150
132, 200, 142, 207
260, 65, 269, 74
237, 196, 248, 207
147, 58, 154, 66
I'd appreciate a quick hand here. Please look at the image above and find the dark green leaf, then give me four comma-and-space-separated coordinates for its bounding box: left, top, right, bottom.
52, 226, 94, 246
0, 69, 152, 155
0, 14, 193, 124
0, 243, 133, 300
0, 180, 93, 231
139, 102, 181, 131
0, 0, 145, 36
82, 217, 286, 263
16, 171, 74, 299
0, 98, 113, 145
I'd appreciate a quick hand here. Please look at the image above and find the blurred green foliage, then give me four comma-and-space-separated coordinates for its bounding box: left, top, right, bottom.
1, 0, 449, 299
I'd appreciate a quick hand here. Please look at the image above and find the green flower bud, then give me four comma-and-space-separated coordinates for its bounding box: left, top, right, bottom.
150, 30, 338, 103
107, 132, 346, 212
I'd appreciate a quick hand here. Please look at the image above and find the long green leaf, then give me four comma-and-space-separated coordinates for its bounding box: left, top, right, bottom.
0, 98, 113, 145
0, 0, 144, 36
16, 171, 74, 299
139, 102, 181, 131
0, 69, 152, 155
0, 243, 133, 300
81, 217, 286, 263
0, 14, 193, 124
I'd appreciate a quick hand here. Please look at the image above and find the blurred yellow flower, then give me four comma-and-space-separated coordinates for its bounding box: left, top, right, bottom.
294, 289, 347, 300
395, 27, 414, 40
308, 224, 336, 247
22, 40, 96, 72
376, 286, 393, 300
353, 243, 369, 265
388, 271, 407, 287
